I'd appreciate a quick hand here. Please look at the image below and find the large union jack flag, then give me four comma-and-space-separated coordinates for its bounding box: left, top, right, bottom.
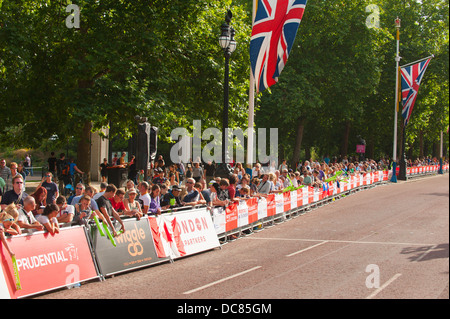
400, 58, 432, 126
250, 0, 307, 93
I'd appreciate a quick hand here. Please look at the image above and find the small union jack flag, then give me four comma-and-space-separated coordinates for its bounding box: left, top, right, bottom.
400, 58, 432, 126
250, 0, 307, 93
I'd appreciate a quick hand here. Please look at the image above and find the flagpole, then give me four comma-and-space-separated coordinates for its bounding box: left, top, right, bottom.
247, 0, 257, 169
391, 17, 401, 182
401, 55, 434, 68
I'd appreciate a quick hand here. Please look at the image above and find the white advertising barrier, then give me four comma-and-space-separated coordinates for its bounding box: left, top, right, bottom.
0, 262, 10, 299
152, 208, 220, 259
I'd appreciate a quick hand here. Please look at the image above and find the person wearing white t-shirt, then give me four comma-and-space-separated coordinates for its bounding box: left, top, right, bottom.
17, 196, 44, 231
138, 181, 151, 215
55, 196, 75, 224
36, 204, 60, 235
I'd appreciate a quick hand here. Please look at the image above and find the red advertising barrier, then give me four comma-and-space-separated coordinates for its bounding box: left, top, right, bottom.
0, 226, 99, 299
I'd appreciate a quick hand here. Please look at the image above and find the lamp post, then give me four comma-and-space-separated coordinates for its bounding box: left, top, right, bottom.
216, 10, 237, 178
391, 17, 401, 182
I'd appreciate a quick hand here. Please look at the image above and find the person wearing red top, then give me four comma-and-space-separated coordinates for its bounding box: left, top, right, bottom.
109, 189, 126, 213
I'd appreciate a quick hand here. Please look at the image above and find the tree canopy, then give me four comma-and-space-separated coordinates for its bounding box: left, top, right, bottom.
1, 0, 448, 170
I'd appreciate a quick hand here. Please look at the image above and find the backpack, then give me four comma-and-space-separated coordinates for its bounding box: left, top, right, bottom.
61, 163, 70, 176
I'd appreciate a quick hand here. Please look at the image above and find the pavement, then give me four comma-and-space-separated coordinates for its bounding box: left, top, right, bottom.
35, 173, 449, 300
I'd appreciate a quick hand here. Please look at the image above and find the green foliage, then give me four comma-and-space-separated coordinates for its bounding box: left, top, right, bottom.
0, 0, 448, 163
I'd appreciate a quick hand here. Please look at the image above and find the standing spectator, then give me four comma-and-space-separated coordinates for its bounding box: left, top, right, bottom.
1, 175, 28, 210
24, 154, 32, 176
47, 152, 57, 178
68, 158, 84, 185
112, 153, 119, 166
203, 161, 215, 184
119, 152, 127, 165
99, 158, 109, 183
0, 159, 11, 193
56, 153, 68, 192
38, 172, 59, 205
192, 162, 203, 183
35, 204, 60, 235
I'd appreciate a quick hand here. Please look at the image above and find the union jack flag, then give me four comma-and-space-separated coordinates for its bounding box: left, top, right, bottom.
400, 58, 432, 126
250, 0, 307, 93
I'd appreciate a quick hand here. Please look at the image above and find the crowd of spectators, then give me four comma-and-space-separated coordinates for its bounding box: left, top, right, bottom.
0, 153, 447, 242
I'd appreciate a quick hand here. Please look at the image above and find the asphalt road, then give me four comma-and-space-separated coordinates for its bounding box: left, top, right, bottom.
35, 174, 449, 300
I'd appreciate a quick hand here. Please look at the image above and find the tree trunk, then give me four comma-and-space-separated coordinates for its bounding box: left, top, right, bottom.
291, 116, 305, 167
419, 130, 424, 158
341, 121, 351, 158
76, 121, 92, 184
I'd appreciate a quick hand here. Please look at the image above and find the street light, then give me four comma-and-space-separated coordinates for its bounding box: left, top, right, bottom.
216, 10, 237, 178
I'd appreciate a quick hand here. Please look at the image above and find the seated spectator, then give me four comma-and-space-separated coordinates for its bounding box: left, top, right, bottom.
257, 174, 273, 195
30, 186, 48, 215
123, 188, 143, 219
109, 189, 126, 213
36, 204, 60, 235
93, 182, 108, 200
182, 178, 198, 202
302, 171, 312, 186
152, 168, 167, 185
164, 185, 183, 208
96, 184, 125, 235
73, 194, 93, 225
1, 175, 28, 210
217, 179, 231, 201
55, 196, 75, 224
17, 196, 44, 231
238, 186, 251, 199
148, 184, 162, 215
159, 184, 170, 207
209, 183, 229, 207
0, 203, 21, 235
138, 181, 151, 215
68, 183, 84, 205
250, 177, 260, 196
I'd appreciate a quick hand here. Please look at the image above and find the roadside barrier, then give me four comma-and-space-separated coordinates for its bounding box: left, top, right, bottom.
0, 165, 447, 298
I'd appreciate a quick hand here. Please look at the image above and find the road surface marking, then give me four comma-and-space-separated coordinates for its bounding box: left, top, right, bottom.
413, 244, 438, 262
366, 273, 402, 299
247, 237, 436, 247
286, 241, 329, 257
183, 266, 262, 295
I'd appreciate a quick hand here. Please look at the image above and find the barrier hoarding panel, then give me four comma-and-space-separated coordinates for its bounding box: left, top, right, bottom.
93, 217, 167, 276
257, 197, 268, 220
283, 191, 291, 212
0, 258, 11, 299
153, 208, 220, 259
225, 202, 238, 231
1, 226, 98, 298
297, 188, 303, 207
237, 201, 249, 228
211, 207, 226, 235
247, 197, 259, 224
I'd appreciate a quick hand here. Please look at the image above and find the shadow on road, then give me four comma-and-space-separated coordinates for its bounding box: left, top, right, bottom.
401, 243, 449, 262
